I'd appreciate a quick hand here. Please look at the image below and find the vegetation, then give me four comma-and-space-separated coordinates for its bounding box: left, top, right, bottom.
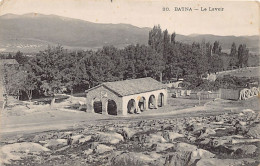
1, 25, 258, 100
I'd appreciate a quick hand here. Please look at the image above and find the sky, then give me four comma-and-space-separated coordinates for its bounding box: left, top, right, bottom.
0, 0, 259, 36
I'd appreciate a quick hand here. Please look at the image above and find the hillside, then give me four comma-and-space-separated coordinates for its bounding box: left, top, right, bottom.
0, 13, 259, 53
0, 13, 150, 52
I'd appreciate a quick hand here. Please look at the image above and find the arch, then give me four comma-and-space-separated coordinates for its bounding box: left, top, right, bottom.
93, 100, 102, 114
107, 99, 117, 115
127, 99, 136, 114
138, 96, 146, 112
148, 95, 156, 109
157, 93, 164, 107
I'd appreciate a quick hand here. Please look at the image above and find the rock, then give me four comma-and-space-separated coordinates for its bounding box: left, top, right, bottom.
145, 134, 167, 143
198, 128, 216, 138
94, 144, 114, 154
247, 123, 260, 138
242, 109, 255, 114
186, 123, 205, 132
55, 145, 70, 152
200, 138, 211, 145
95, 132, 124, 144
79, 135, 92, 144
215, 115, 224, 122
164, 151, 192, 166
239, 121, 247, 126
190, 149, 215, 163
231, 144, 257, 155
121, 127, 136, 140
174, 142, 197, 152
167, 132, 184, 141
0, 142, 50, 165
44, 139, 67, 148
153, 143, 175, 152
83, 149, 93, 155
71, 134, 84, 144
212, 136, 232, 147
111, 152, 155, 166
196, 158, 256, 166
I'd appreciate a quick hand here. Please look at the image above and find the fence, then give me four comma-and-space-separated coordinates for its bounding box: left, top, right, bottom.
189, 91, 220, 99
168, 88, 220, 99
220, 88, 240, 100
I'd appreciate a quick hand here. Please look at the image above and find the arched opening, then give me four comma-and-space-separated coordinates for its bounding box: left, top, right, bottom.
93, 100, 102, 114
158, 93, 164, 107
127, 99, 136, 114
138, 97, 146, 112
148, 95, 156, 109
107, 99, 117, 115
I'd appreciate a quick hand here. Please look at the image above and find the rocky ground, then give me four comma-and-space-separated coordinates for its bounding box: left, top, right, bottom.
0, 108, 259, 166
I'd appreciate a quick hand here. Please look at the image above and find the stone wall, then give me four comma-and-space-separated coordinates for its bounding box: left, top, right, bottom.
86, 86, 123, 115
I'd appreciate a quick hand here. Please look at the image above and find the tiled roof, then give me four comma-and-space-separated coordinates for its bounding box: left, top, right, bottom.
87, 77, 167, 97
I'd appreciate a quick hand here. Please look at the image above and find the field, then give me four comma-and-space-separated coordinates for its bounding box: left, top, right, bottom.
0, 94, 259, 166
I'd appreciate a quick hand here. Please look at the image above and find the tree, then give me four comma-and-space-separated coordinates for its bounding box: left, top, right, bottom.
210, 55, 224, 73
14, 51, 28, 65
148, 25, 163, 53
212, 41, 222, 54
21, 71, 37, 101
171, 32, 176, 44
3, 65, 24, 100
229, 42, 238, 67
230, 42, 237, 57
238, 44, 249, 68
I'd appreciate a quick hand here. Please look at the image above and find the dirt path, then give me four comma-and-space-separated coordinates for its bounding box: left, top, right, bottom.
0, 104, 228, 139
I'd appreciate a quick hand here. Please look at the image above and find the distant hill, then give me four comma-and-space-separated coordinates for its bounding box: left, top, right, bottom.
0, 13, 150, 52
0, 13, 259, 54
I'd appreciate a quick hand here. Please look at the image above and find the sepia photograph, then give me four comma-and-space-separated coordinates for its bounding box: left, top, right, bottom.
0, 0, 259, 165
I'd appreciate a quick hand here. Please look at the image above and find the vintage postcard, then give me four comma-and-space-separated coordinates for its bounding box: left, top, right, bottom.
0, 0, 259, 165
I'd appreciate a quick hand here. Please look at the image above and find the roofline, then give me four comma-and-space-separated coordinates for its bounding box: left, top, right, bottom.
85, 84, 167, 97
85, 84, 123, 97
120, 87, 168, 97
85, 84, 102, 93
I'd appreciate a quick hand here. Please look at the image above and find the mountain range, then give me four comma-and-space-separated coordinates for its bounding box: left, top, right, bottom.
0, 13, 259, 54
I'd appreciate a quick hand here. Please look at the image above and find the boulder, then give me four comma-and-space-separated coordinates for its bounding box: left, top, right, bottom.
163, 151, 192, 166
145, 134, 167, 143
95, 132, 124, 144
242, 109, 255, 114
121, 127, 136, 140
212, 136, 232, 147
200, 138, 211, 145
44, 139, 67, 148
71, 134, 84, 144
167, 132, 184, 141
94, 144, 114, 154
196, 158, 256, 166
83, 149, 93, 156
174, 142, 197, 152
198, 128, 216, 138
79, 135, 92, 144
111, 152, 155, 166
231, 144, 257, 155
0, 142, 50, 165
190, 149, 215, 163
153, 143, 175, 152
247, 123, 260, 138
